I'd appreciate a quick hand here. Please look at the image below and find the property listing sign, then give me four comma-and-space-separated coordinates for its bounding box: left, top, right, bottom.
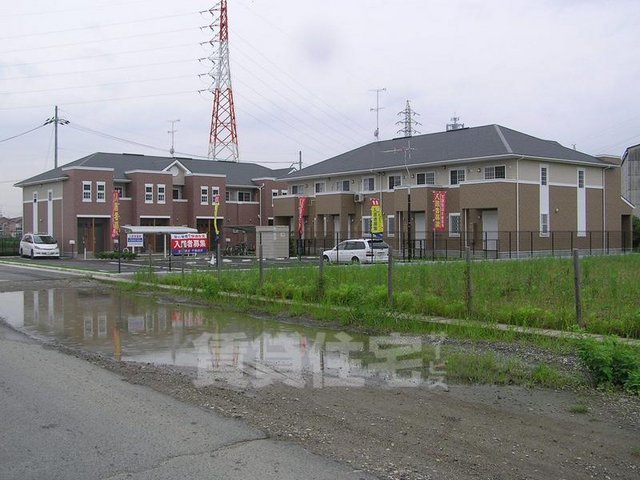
126, 233, 144, 248
432, 191, 447, 232
171, 233, 209, 255
370, 197, 384, 237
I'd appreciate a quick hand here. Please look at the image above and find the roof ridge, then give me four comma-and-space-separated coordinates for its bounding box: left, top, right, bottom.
493, 125, 514, 154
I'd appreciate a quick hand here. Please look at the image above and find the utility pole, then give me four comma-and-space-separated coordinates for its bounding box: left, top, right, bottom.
44, 105, 69, 169
298, 150, 302, 171
168, 119, 180, 156
370, 87, 386, 141
383, 140, 416, 261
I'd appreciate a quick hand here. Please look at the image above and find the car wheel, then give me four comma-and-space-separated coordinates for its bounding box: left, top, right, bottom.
30, 249, 34, 259
19, 248, 23, 257
351, 256, 360, 264
322, 255, 330, 263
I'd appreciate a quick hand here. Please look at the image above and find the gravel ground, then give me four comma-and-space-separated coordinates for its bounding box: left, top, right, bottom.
3, 277, 640, 479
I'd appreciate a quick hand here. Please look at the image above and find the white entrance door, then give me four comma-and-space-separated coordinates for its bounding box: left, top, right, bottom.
482, 210, 498, 251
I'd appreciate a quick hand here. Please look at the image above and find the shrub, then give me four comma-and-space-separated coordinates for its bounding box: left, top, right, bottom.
578, 338, 640, 392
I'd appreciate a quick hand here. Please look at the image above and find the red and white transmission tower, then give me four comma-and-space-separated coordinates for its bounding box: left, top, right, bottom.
204, 1, 239, 161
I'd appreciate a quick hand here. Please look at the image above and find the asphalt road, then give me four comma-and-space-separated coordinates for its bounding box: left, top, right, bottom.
0, 267, 373, 480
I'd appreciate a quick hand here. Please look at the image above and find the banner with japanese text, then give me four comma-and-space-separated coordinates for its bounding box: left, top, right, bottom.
432, 191, 447, 232
111, 190, 120, 239
213, 194, 220, 241
297, 196, 308, 237
171, 233, 209, 255
370, 197, 384, 237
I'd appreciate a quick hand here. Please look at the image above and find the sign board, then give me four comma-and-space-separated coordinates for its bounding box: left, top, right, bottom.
127, 233, 144, 248
370, 197, 384, 237
433, 191, 447, 232
111, 191, 120, 239
171, 233, 209, 255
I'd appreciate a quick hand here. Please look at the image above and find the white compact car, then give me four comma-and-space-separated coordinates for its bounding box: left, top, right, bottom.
19, 233, 60, 259
322, 238, 390, 264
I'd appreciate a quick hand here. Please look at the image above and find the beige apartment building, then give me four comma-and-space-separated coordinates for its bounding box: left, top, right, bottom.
273, 125, 634, 257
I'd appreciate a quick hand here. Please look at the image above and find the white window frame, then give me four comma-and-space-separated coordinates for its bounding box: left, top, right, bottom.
211, 186, 220, 203
336, 180, 350, 192
272, 189, 279, 198
577, 169, 586, 237
416, 172, 435, 185
291, 185, 304, 195
144, 183, 153, 204
200, 186, 208, 205
388, 175, 402, 189
280, 189, 288, 196
450, 169, 465, 185
157, 184, 166, 204
449, 213, 461, 237
238, 191, 252, 202
82, 181, 92, 202
362, 216, 372, 235
314, 182, 326, 194
96, 181, 106, 202
362, 177, 375, 192
114, 186, 123, 198
387, 215, 396, 237
540, 166, 548, 186
484, 165, 506, 180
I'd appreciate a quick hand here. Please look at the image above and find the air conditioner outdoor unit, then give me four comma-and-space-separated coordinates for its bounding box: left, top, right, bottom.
354, 193, 364, 203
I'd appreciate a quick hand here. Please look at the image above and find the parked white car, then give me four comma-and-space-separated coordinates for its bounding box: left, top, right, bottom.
19, 233, 60, 259
322, 238, 390, 264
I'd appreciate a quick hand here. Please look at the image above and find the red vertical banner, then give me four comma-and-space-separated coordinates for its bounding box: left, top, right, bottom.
297, 196, 308, 237
111, 190, 120, 239
432, 191, 447, 231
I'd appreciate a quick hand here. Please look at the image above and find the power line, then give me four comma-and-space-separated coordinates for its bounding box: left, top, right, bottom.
0, 124, 46, 143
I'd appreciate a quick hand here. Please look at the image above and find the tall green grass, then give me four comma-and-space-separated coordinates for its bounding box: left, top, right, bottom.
144, 254, 640, 338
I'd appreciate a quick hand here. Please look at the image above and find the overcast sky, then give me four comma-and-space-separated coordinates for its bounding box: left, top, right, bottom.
1, 0, 638, 217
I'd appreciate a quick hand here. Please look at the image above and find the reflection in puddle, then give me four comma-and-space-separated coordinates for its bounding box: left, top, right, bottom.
0, 288, 445, 388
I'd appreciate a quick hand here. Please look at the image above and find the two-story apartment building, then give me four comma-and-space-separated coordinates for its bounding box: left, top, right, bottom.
273, 125, 634, 257
15, 152, 288, 255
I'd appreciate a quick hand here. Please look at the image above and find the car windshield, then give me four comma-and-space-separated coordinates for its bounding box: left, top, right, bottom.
368, 240, 389, 249
33, 235, 57, 244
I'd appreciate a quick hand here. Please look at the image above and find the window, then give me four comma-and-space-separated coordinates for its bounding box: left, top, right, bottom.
157, 184, 166, 204
225, 191, 231, 201
450, 169, 465, 185
82, 181, 92, 202
272, 189, 279, 198
578, 170, 585, 189
172, 186, 183, 200
144, 184, 153, 203
238, 191, 251, 202
387, 215, 396, 236
291, 185, 304, 195
417, 172, 435, 185
280, 189, 288, 196
484, 165, 506, 180
47, 190, 52, 201
362, 216, 372, 235
315, 182, 325, 194
114, 186, 123, 198
200, 186, 208, 205
33, 192, 37, 203
336, 180, 350, 192
388, 175, 402, 189
541, 167, 548, 186
540, 213, 549, 236
96, 182, 106, 202
449, 213, 461, 237
211, 186, 220, 204
362, 177, 375, 191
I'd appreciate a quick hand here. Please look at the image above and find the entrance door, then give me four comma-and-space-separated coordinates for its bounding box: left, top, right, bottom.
482, 210, 499, 251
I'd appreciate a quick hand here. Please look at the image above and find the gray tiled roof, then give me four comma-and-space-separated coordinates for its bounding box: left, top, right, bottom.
15, 152, 281, 187
284, 124, 609, 180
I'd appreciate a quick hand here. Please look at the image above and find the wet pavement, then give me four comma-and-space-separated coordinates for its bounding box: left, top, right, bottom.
0, 287, 437, 389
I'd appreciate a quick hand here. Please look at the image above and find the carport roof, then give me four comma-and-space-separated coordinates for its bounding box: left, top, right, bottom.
121, 226, 198, 235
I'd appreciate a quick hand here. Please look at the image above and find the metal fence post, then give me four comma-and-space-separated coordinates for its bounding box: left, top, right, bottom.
318, 252, 325, 298
573, 248, 584, 328
465, 247, 473, 317
258, 232, 264, 288
387, 248, 393, 306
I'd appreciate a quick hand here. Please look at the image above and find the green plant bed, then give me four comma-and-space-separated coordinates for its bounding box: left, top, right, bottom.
95, 250, 138, 260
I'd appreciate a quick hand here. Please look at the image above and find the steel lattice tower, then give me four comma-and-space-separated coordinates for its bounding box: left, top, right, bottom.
205, 1, 239, 161
396, 100, 421, 138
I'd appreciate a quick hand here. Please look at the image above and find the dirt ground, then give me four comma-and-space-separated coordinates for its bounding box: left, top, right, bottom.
3, 277, 640, 479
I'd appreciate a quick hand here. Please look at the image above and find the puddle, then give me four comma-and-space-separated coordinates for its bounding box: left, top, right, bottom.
0, 288, 444, 388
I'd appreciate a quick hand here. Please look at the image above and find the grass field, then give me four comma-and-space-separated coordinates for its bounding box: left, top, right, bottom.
146, 254, 640, 339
